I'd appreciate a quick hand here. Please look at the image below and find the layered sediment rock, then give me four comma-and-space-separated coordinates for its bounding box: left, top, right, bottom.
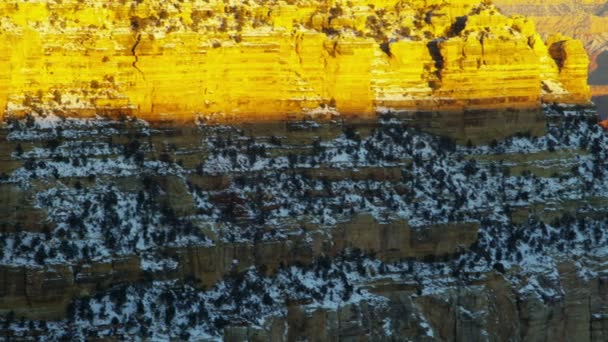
0, 0, 591, 122
493, 0, 605, 113
0, 257, 141, 319
494, 0, 608, 80
546, 34, 592, 103
0, 108, 607, 339
219, 264, 608, 341
0, 212, 478, 319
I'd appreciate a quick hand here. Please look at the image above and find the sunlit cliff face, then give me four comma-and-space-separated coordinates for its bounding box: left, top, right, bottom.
492, 0, 608, 117
0, 0, 591, 122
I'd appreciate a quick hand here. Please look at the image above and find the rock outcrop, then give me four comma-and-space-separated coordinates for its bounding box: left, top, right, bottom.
0, 107, 607, 340
0, 0, 592, 122
494, 0, 608, 71
494, 0, 607, 113
0, 257, 141, 319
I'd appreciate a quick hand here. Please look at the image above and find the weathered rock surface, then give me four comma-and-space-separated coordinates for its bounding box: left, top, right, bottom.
494, 0, 607, 113
219, 267, 608, 342
494, 0, 608, 71
0, 107, 606, 341
0, 257, 141, 319
0, 0, 591, 122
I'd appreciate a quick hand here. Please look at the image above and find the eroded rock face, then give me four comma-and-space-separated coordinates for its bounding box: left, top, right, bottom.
0, 94, 605, 339
0, 0, 591, 121
219, 267, 608, 342
0, 257, 142, 319
0, 215, 477, 319
494, 0, 607, 96
494, 0, 608, 71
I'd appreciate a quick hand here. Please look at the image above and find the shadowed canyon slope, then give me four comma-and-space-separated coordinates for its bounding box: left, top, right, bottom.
0, 0, 592, 121
0, 106, 608, 340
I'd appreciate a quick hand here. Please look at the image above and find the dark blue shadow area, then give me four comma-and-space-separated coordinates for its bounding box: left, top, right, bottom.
589, 50, 607, 118
594, 95, 608, 119
590, 50, 608, 85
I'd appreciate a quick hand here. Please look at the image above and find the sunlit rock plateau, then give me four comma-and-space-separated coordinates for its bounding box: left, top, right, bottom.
0, 0, 592, 122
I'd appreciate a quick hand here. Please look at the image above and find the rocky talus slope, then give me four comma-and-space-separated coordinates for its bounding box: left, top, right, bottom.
0, 0, 591, 121
0, 106, 607, 340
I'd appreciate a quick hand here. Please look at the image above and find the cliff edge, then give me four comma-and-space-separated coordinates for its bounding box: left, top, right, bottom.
0, 0, 592, 121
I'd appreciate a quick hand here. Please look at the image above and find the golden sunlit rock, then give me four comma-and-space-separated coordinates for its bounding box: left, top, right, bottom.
0, 0, 592, 121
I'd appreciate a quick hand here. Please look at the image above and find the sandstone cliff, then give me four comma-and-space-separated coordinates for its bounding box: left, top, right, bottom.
0, 0, 591, 122
494, 0, 607, 70
494, 0, 608, 114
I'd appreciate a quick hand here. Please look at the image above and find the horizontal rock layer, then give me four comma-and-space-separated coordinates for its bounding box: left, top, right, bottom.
0, 0, 592, 121
494, 0, 608, 77
0, 209, 478, 319
493, 0, 607, 115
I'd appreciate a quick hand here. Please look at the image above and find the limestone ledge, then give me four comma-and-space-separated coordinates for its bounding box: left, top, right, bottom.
0, 0, 591, 122
0, 214, 478, 319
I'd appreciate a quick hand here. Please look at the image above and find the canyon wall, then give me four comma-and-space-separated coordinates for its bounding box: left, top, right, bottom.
0, 108, 607, 340
494, 0, 607, 68
0, 0, 591, 122
494, 0, 608, 116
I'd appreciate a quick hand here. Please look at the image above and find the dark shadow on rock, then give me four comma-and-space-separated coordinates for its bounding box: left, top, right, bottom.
589, 50, 608, 85
387, 109, 547, 145
593, 95, 608, 119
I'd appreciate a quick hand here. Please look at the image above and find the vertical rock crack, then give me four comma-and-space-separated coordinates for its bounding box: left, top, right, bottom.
131, 34, 145, 78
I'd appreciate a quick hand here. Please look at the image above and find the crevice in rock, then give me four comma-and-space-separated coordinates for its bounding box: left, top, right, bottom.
380, 41, 392, 57
450, 16, 468, 36
131, 34, 145, 79
426, 40, 444, 89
